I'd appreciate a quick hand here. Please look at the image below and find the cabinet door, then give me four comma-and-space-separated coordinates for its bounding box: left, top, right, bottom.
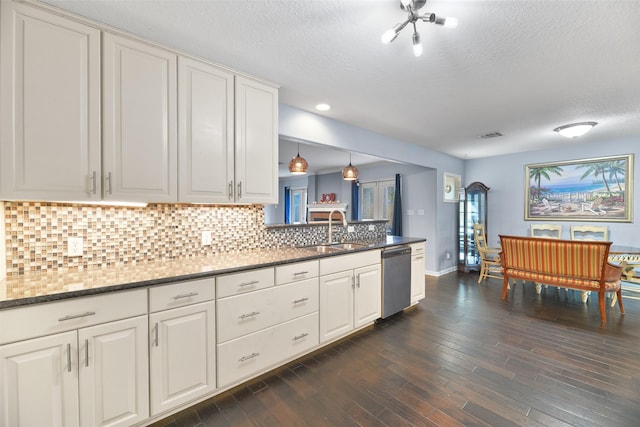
78, 316, 148, 427
234, 76, 278, 204
0, 331, 79, 427
411, 244, 426, 303
103, 33, 177, 202
0, 1, 101, 201
354, 264, 381, 328
149, 301, 216, 416
319, 271, 354, 343
178, 57, 235, 203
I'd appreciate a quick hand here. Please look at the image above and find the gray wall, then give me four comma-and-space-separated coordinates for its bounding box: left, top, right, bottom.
279, 104, 464, 274
465, 137, 639, 247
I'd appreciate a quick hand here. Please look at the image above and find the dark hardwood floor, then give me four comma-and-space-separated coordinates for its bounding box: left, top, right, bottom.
152, 272, 640, 427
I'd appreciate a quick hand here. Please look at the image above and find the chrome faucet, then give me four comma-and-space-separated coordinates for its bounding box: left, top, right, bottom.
327, 209, 347, 243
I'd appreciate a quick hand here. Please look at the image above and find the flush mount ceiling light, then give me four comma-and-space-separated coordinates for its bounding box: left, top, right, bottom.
342, 153, 359, 181
315, 103, 331, 111
288, 143, 308, 175
553, 122, 598, 138
381, 0, 458, 57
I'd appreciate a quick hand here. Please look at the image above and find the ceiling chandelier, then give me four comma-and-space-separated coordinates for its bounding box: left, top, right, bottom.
288, 143, 308, 175
381, 0, 458, 57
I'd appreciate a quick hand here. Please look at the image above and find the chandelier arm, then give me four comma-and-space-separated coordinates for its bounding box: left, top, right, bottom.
418, 12, 436, 23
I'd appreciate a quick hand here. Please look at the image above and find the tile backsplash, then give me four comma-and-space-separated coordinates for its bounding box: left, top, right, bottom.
3, 202, 386, 277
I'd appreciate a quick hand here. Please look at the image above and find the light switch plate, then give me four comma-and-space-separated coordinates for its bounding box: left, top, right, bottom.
201, 230, 212, 246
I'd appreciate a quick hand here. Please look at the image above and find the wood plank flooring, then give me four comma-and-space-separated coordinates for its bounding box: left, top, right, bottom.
152, 272, 640, 426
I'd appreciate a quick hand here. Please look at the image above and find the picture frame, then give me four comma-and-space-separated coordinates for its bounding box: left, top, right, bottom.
443, 172, 461, 203
525, 154, 633, 222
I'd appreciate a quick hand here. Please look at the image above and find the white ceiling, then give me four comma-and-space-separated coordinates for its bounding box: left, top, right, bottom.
43, 0, 640, 160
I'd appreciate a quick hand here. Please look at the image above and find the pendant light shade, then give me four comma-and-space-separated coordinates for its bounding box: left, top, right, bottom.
342, 153, 359, 181
288, 144, 308, 175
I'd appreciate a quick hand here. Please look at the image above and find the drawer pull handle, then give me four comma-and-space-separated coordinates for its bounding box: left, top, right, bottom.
173, 292, 199, 300
85, 339, 89, 367
240, 280, 259, 287
239, 352, 259, 362
293, 297, 309, 304
293, 271, 309, 276
58, 311, 96, 322
239, 311, 260, 319
415, 256, 424, 261
67, 343, 72, 372
292, 333, 309, 341
154, 323, 159, 347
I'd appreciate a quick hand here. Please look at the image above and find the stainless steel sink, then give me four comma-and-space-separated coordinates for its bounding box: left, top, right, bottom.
300, 242, 365, 253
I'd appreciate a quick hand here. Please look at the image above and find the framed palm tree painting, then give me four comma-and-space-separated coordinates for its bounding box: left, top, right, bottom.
525, 154, 633, 222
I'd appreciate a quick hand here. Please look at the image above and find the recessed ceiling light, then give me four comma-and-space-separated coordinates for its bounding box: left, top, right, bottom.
553, 122, 597, 138
315, 103, 331, 111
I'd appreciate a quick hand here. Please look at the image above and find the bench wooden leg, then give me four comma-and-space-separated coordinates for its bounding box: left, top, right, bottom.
598, 291, 607, 325
502, 276, 510, 299
617, 289, 625, 314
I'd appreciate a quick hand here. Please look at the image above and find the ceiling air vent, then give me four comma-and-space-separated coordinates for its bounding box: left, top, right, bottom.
480, 132, 503, 139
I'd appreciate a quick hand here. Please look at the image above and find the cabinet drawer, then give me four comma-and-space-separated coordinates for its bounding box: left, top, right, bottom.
270, 311, 319, 366
216, 268, 274, 298
275, 260, 319, 285
149, 277, 215, 312
217, 287, 274, 343
271, 278, 319, 326
217, 312, 318, 387
319, 250, 381, 276
0, 289, 147, 345
410, 242, 425, 256
217, 278, 318, 343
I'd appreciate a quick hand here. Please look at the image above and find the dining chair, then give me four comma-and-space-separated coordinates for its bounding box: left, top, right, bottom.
530, 223, 563, 239
473, 224, 502, 284
530, 224, 563, 293
570, 225, 614, 304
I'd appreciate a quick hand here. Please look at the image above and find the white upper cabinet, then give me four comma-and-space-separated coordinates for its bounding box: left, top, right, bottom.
178, 57, 234, 203
234, 76, 278, 204
178, 60, 278, 204
0, 1, 101, 201
103, 33, 178, 202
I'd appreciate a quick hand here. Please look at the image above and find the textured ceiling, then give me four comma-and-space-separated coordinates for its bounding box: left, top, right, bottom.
42, 0, 640, 160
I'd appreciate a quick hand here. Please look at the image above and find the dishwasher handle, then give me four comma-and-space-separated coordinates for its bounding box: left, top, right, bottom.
381, 246, 411, 258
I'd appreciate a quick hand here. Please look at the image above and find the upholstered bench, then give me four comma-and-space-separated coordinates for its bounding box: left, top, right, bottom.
499, 235, 624, 325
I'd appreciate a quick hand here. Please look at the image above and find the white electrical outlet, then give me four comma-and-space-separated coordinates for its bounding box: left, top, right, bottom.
67, 237, 83, 257
201, 230, 212, 246
347, 226, 355, 233
368, 224, 375, 231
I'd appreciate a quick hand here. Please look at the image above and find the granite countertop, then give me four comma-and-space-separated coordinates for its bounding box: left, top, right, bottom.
0, 236, 425, 309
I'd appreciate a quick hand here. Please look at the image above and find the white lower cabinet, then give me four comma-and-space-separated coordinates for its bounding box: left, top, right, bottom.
410, 242, 426, 303
148, 279, 216, 416
0, 315, 149, 427
217, 312, 318, 387
79, 316, 149, 427
216, 260, 319, 388
0, 331, 80, 427
319, 251, 382, 343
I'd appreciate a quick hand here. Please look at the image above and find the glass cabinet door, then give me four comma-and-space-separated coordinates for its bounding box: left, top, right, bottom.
458, 182, 489, 272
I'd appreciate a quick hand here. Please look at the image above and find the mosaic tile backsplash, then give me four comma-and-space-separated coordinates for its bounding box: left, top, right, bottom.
3, 202, 386, 277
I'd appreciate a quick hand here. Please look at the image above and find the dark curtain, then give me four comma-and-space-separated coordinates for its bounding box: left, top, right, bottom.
351, 180, 360, 221
391, 174, 403, 236
284, 187, 290, 224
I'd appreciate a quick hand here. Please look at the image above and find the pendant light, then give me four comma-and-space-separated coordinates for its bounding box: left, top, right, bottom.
342, 153, 359, 181
288, 143, 308, 175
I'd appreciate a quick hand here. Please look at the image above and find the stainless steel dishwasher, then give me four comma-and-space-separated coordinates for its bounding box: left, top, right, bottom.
381, 245, 412, 318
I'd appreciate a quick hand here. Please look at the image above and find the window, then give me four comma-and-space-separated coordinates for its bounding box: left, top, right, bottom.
360, 179, 395, 233
289, 187, 307, 224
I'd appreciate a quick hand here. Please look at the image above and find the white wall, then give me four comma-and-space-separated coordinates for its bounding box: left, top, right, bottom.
465, 137, 639, 247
